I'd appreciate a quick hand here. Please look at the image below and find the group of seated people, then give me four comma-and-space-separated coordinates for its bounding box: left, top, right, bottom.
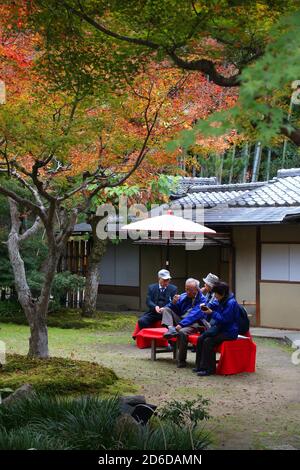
135, 269, 244, 377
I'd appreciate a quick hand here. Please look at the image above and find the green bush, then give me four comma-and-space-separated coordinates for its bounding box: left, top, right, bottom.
1, 354, 118, 396
0, 394, 211, 450
0, 303, 138, 330
157, 395, 210, 428
0, 300, 24, 323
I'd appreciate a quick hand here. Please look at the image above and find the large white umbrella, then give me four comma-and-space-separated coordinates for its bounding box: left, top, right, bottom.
121, 210, 216, 268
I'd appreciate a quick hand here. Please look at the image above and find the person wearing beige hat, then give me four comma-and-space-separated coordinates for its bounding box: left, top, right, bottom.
201, 273, 219, 306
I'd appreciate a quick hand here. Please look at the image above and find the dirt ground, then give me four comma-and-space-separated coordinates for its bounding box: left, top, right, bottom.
1, 323, 299, 450
88, 334, 300, 450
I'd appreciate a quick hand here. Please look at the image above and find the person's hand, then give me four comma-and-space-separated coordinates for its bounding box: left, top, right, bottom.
172, 294, 180, 304
175, 325, 182, 332
155, 306, 162, 314
200, 303, 212, 314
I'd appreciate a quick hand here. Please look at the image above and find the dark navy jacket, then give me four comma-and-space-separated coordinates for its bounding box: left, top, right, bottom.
210, 293, 239, 339
166, 291, 206, 327
146, 283, 178, 312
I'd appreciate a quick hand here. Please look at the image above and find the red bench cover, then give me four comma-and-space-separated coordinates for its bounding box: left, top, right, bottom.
186, 331, 256, 374
135, 324, 170, 348
135, 326, 256, 375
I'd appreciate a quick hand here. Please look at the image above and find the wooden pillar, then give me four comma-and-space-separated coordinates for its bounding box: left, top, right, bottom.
228, 245, 236, 293
151, 339, 157, 361
256, 226, 261, 326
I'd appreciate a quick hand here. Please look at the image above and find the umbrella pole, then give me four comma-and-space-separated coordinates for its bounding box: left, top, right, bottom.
166, 238, 170, 269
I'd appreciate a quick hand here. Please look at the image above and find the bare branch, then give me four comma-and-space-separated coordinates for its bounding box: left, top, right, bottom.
19, 217, 42, 243
60, 0, 241, 87
10, 169, 46, 212
0, 184, 44, 216
167, 49, 240, 87
60, 0, 160, 50
8, 197, 22, 236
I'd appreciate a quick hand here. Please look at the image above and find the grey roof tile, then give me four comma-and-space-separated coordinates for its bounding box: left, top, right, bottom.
202, 206, 300, 225
170, 189, 247, 208
228, 176, 300, 208
169, 172, 300, 224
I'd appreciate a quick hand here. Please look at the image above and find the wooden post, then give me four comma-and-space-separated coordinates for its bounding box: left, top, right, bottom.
256, 227, 261, 326
151, 339, 157, 361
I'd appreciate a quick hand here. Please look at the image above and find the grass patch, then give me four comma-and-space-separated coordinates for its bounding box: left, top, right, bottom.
0, 301, 138, 331
0, 354, 119, 396
254, 337, 294, 354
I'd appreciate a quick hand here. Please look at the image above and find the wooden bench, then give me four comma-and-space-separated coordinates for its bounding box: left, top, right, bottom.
135, 327, 178, 360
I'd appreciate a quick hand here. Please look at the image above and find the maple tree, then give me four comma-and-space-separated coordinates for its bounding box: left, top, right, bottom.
0, 13, 170, 356
22, 0, 300, 146
0, 1, 246, 347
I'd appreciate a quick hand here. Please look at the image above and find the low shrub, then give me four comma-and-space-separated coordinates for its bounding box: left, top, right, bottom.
1, 354, 118, 396
0, 394, 212, 450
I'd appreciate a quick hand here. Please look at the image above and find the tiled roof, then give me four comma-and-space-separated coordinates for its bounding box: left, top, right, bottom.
72, 222, 92, 233
168, 170, 300, 225
203, 206, 300, 225
172, 176, 218, 197
186, 181, 265, 194
72, 170, 300, 231
170, 190, 248, 208
229, 176, 300, 207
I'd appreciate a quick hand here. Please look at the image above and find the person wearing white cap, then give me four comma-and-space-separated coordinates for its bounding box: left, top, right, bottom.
135, 269, 178, 334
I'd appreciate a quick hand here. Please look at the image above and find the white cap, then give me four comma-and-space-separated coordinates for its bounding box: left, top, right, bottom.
158, 269, 172, 280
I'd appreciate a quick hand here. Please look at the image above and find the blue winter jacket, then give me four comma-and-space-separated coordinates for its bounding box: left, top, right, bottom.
166, 291, 206, 327
210, 293, 239, 339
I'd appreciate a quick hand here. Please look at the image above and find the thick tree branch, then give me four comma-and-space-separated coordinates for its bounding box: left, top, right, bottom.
0, 184, 43, 216
10, 169, 47, 213
167, 50, 240, 87
60, 1, 241, 88
19, 217, 42, 243
61, 1, 160, 50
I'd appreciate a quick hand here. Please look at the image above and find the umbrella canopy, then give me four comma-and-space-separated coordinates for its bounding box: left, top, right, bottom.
121, 211, 215, 234
121, 211, 216, 268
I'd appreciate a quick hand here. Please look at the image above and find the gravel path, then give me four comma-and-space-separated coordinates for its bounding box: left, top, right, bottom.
90, 335, 300, 450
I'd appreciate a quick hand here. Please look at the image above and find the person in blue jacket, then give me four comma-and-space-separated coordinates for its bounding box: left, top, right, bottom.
161, 278, 206, 368
194, 281, 239, 376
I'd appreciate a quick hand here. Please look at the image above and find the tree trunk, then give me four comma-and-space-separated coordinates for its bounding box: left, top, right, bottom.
241, 142, 250, 183
266, 148, 272, 181
82, 216, 108, 317
28, 311, 48, 358
228, 145, 236, 184
7, 199, 50, 357
7, 198, 77, 358
251, 142, 262, 182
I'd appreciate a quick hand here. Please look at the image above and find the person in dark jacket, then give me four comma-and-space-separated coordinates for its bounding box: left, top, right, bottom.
161, 278, 206, 368
194, 281, 239, 376
136, 269, 177, 332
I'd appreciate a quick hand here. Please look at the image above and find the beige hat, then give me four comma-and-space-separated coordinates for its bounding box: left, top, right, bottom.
203, 273, 219, 288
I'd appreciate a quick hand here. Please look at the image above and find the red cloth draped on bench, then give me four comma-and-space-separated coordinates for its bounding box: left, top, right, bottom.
135, 326, 256, 375
188, 331, 256, 375
134, 322, 170, 348
214, 335, 256, 375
